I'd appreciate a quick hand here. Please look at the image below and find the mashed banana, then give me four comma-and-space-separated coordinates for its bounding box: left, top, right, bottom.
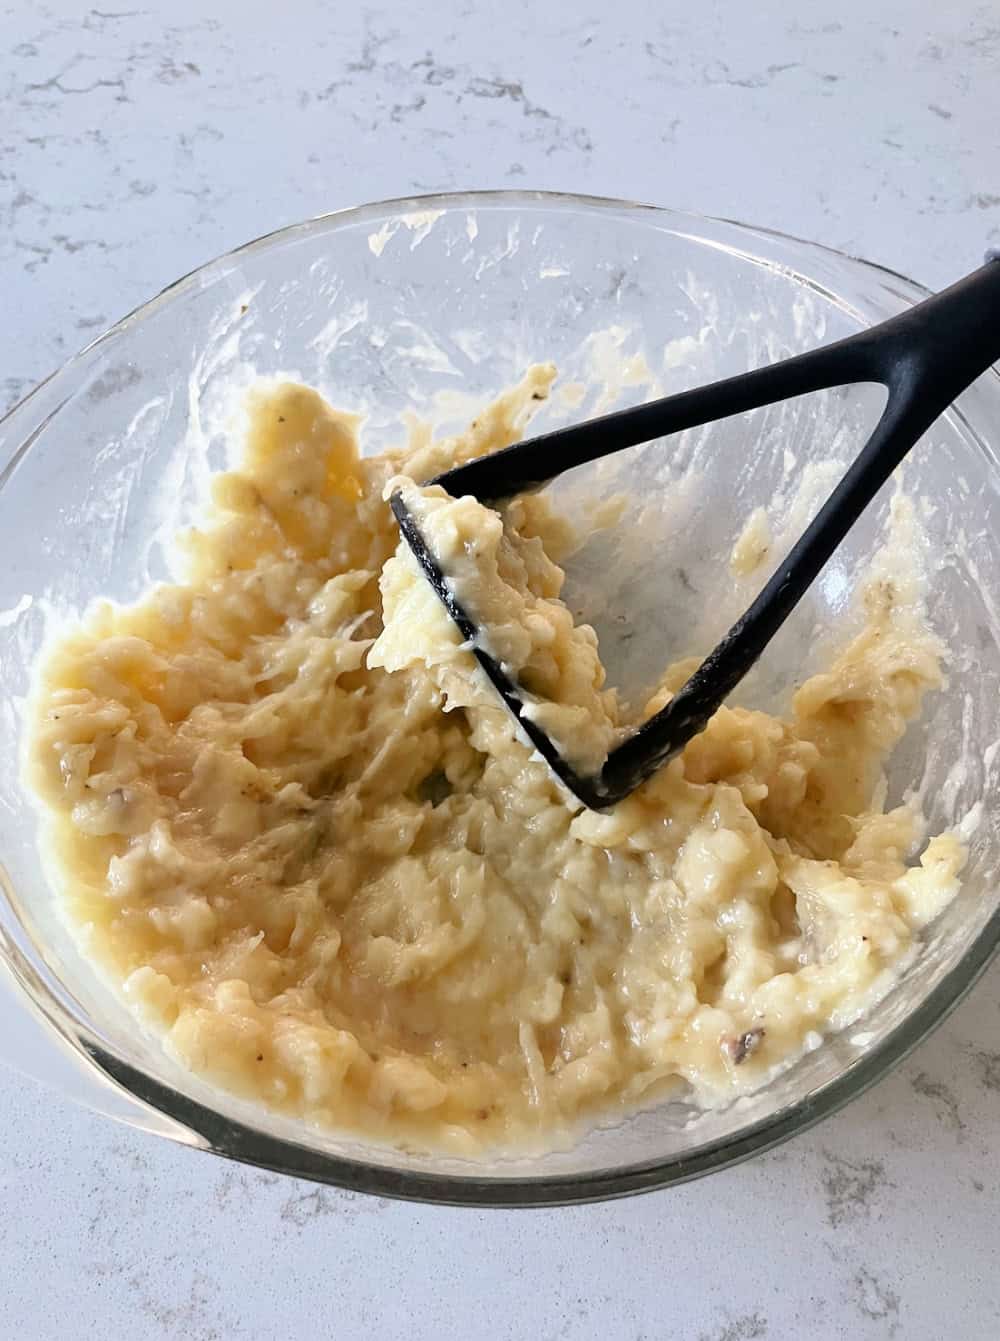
27, 371, 964, 1153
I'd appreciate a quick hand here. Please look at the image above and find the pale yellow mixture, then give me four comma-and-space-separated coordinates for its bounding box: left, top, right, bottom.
28, 369, 964, 1153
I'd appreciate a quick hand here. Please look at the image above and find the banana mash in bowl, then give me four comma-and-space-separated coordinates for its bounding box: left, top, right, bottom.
3, 195, 999, 1204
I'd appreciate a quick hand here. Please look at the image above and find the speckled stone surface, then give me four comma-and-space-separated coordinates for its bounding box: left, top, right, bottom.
2, 2, 999, 1337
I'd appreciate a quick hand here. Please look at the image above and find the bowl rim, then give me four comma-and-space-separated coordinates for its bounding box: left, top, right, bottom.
4, 188, 999, 1207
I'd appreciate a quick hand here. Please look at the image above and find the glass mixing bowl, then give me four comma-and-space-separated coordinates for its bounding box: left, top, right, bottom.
2, 192, 999, 1207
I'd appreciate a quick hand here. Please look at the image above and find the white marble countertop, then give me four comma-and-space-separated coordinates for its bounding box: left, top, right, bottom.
2, 2, 999, 1336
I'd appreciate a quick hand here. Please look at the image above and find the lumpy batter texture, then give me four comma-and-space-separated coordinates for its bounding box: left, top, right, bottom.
28, 372, 964, 1153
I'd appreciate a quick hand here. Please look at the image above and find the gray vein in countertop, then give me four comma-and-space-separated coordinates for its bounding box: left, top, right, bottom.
314, 34, 595, 156
971, 1048, 1000, 1091
696, 1311, 770, 1341
910, 1071, 966, 1136
820, 1151, 894, 1229
278, 1185, 391, 1228
851, 1268, 901, 1335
